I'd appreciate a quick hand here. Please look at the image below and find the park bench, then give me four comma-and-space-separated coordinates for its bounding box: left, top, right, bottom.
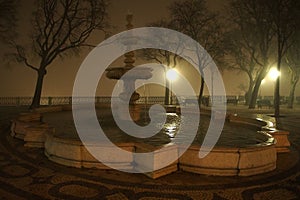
296, 96, 300, 104
184, 98, 199, 106
201, 97, 210, 106
226, 96, 238, 105
257, 99, 272, 109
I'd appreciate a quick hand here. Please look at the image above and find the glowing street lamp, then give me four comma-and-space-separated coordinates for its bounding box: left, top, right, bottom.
268, 67, 280, 81
166, 68, 178, 81
166, 68, 178, 105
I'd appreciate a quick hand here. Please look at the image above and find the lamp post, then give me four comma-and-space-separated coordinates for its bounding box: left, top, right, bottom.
268, 67, 280, 109
166, 68, 178, 105
259, 79, 265, 99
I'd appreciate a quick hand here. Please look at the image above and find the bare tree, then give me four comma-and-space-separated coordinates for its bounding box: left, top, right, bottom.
223, 30, 261, 105
228, 0, 275, 109
285, 31, 300, 108
139, 20, 179, 105
0, 0, 18, 42
141, 48, 178, 105
169, 0, 225, 104
267, 0, 300, 117
10, 0, 109, 108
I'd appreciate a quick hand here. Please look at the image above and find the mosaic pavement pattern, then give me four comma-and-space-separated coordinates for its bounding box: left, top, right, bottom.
0, 107, 300, 199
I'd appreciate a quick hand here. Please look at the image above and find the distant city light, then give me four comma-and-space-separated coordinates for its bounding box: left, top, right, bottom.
166, 69, 178, 81
268, 67, 280, 81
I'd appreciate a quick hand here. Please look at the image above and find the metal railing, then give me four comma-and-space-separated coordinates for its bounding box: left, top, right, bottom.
0, 96, 168, 106
0, 95, 298, 106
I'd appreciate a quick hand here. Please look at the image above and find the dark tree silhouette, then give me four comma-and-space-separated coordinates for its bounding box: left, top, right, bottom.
223, 30, 260, 105
169, 0, 225, 104
141, 48, 178, 105
140, 20, 179, 105
267, 0, 300, 117
0, 0, 18, 42
11, 0, 109, 108
285, 31, 300, 109
228, 0, 275, 109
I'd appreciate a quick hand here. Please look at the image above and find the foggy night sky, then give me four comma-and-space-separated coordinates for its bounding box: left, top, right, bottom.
0, 0, 297, 98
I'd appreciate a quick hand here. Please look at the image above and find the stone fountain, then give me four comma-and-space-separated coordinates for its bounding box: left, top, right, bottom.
106, 13, 152, 121
9, 13, 291, 180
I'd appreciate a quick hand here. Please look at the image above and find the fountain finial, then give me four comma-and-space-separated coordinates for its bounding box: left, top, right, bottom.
124, 12, 135, 69
126, 10, 133, 30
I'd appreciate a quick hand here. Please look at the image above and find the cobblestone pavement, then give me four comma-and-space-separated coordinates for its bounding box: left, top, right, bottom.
0, 106, 299, 199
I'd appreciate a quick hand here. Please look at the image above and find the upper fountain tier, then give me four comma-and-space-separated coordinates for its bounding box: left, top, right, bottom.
105, 13, 152, 103
106, 13, 152, 80
106, 66, 153, 80
106, 13, 152, 81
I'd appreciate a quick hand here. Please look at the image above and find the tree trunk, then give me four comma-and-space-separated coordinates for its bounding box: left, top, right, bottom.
30, 69, 46, 109
198, 78, 205, 105
164, 79, 170, 105
245, 81, 254, 105
248, 84, 259, 109
287, 79, 298, 109
274, 49, 282, 117
248, 74, 265, 109
245, 91, 251, 106
274, 71, 280, 116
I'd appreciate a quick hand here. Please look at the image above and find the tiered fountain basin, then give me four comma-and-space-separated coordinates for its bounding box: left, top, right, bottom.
10, 105, 289, 179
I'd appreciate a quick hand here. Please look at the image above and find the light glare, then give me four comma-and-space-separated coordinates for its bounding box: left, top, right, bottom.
268, 67, 280, 81
166, 69, 178, 81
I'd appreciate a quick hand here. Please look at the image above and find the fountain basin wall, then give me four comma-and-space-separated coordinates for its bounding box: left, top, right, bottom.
10, 105, 284, 178
180, 144, 276, 176
134, 143, 179, 179
10, 112, 43, 139
43, 131, 276, 178
44, 133, 135, 170
267, 130, 290, 153
228, 114, 290, 152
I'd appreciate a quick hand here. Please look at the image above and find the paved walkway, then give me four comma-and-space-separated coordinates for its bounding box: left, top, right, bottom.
0, 105, 299, 199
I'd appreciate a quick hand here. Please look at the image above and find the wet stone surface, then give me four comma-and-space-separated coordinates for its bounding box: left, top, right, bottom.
0, 106, 299, 199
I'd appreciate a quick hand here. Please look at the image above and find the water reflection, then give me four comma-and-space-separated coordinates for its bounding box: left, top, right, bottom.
43, 109, 267, 148
158, 113, 180, 138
